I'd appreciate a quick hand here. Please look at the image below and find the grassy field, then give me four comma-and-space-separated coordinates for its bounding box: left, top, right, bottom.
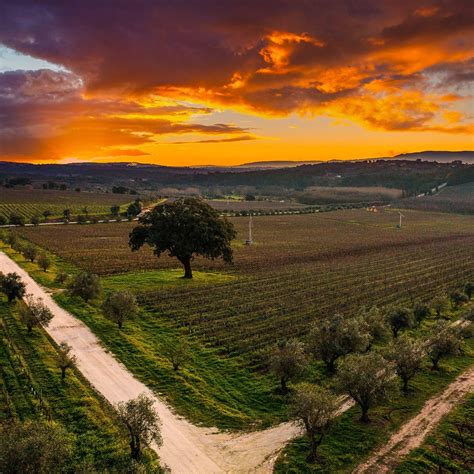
399, 182, 474, 214
396, 393, 474, 473
0, 297, 154, 471
0, 188, 133, 222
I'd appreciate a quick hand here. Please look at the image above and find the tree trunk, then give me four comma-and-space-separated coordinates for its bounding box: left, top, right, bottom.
180, 257, 193, 279
402, 377, 409, 393
326, 357, 337, 373
61, 367, 66, 380
360, 406, 370, 423
130, 435, 141, 460
431, 356, 440, 370
280, 376, 288, 393
118, 320, 123, 329
306, 433, 322, 463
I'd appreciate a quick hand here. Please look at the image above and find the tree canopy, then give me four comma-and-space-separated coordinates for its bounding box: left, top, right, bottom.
129, 198, 236, 278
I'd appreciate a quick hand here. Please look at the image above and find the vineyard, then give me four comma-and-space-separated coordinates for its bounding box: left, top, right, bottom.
0, 299, 132, 470
17, 209, 474, 365
0, 188, 132, 221
399, 182, 474, 215
396, 393, 474, 473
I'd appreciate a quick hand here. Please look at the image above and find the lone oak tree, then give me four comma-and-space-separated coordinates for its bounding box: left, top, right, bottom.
129, 198, 236, 279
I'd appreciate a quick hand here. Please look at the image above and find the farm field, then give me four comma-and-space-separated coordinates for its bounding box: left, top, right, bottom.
295, 185, 403, 205
16, 209, 474, 366
0, 188, 133, 221
205, 199, 307, 212
1, 238, 473, 471
3, 204, 474, 471
396, 393, 474, 473
399, 182, 474, 214
0, 298, 142, 471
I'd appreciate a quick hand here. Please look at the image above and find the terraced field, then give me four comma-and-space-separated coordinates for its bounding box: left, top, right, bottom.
17, 209, 474, 365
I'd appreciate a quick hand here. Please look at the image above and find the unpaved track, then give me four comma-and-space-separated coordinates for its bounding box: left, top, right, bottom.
0, 251, 305, 473
353, 365, 474, 474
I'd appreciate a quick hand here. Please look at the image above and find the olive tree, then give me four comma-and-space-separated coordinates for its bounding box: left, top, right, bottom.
37, 252, 51, 272
359, 306, 390, 350
0, 272, 26, 302
335, 352, 396, 423
68, 272, 101, 302
307, 314, 370, 372
22, 244, 38, 263
116, 394, 162, 460
0, 420, 73, 474
161, 337, 192, 371
289, 383, 338, 462
102, 291, 138, 329
385, 306, 413, 338
269, 340, 308, 393
426, 321, 463, 370
450, 290, 468, 309
17, 295, 54, 333
56, 342, 77, 380
431, 294, 448, 318
386, 335, 425, 392
464, 282, 474, 299
413, 301, 431, 326
129, 198, 236, 279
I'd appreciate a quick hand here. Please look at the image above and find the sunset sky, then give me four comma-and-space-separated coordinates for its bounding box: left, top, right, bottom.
0, 1, 473, 166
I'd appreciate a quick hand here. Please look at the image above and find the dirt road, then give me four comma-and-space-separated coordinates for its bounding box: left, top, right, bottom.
0, 251, 305, 473
353, 365, 474, 473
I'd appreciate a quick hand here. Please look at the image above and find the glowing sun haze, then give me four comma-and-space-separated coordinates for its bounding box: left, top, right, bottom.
0, 0, 472, 166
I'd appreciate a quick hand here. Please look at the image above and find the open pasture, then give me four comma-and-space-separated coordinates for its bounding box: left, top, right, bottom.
0, 188, 132, 221
17, 209, 474, 364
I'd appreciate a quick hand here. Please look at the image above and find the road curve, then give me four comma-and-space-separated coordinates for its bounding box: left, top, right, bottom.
0, 251, 302, 473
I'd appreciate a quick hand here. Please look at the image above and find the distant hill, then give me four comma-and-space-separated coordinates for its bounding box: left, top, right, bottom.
238, 151, 474, 169
236, 160, 322, 169
393, 151, 474, 163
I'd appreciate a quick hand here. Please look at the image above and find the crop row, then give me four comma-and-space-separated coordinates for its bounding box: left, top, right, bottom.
139, 237, 473, 365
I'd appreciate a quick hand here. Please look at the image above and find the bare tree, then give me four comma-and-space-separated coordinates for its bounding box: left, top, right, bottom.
335, 352, 396, 423
386, 335, 425, 392
289, 383, 338, 462
269, 340, 308, 393
56, 342, 77, 380
17, 295, 54, 333
116, 394, 162, 460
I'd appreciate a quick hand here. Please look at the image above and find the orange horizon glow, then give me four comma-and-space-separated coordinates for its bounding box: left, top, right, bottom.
0, 2, 473, 166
